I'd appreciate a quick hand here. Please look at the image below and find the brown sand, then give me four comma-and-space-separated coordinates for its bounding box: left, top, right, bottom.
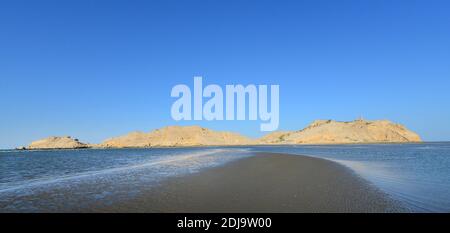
93, 153, 404, 213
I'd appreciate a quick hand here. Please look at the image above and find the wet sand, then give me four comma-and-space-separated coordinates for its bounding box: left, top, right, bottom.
92, 153, 404, 212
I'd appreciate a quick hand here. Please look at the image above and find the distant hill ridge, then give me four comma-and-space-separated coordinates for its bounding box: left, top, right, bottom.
21, 119, 422, 149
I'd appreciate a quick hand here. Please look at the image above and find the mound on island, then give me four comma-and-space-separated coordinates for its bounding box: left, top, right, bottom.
259, 118, 422, 144
98, 125, 254, 148
26, 136, 90, 149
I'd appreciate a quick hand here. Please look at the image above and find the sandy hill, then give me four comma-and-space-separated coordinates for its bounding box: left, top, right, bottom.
22, 119, 422, 150
258, 119, 422, 144
26, 136, 90, 149
98, 125, 254, 148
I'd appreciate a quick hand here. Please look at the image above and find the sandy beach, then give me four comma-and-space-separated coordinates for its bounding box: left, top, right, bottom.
88, 153, 404, 213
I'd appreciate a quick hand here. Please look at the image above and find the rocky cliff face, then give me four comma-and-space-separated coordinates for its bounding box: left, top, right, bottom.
99, 125, 254, 148
27, 136, 90, 149
258, 119, 422, 144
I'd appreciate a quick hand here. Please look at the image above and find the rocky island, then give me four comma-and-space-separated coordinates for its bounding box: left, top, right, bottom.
99, 125, 254, 148
259, 119, 421, 144
24, 136, 90, 150
21, 119, 421, 149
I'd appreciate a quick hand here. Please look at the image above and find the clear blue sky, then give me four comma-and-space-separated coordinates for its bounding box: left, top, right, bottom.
1, 0, 450, 148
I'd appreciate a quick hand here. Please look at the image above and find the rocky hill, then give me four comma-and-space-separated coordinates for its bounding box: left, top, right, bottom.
26, 136, 90, 149
258, 119, 421, 144
22, 119, 422, 149
98, 125, 254, 148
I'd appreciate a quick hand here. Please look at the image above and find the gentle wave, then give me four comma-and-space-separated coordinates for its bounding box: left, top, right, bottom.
246, 143, 450, 212
0, 148, 234, 194
314, 158, 450, 212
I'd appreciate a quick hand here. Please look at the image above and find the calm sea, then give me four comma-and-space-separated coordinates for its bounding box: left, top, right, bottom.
252, 142, 450, 212
0, 142, 449, 212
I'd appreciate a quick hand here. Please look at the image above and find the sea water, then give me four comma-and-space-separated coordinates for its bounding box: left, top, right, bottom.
1, 143, 449, 212
0, 148, 251, 212
250, 142, 450, 212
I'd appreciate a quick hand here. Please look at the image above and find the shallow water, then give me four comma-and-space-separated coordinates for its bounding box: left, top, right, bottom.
1, 143, 449, 212
250, 142, 450, 212
0, 148, 251, 212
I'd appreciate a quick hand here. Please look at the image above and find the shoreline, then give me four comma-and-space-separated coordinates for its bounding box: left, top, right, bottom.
12, 141, 427, 151
86, 152, 406, 213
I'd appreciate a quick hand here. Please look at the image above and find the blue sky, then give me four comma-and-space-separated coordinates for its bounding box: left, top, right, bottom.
1, 0, 450, 148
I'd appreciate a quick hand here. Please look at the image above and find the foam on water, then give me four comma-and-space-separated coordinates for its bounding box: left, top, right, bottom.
249, 143, 450, 212
0, 148, 252, 212
0, 149, 233, 193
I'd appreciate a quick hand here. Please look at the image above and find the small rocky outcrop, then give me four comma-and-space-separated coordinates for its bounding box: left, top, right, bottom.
26, 136, 90, 150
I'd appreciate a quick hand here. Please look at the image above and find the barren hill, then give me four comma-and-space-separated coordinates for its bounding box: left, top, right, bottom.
99, 125, 254, 148
26, 136, 89, 149
258, 119, 421, 144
